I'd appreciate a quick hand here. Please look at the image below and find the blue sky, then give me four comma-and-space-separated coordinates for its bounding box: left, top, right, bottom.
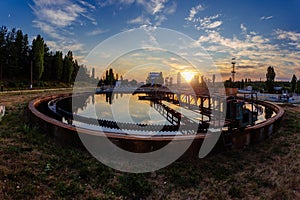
1, 0, 299, 81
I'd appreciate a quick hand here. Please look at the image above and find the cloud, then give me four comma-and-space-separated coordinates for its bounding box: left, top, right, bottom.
112, 0, 176, 27
186, 8, 222, 31
30, 0, 96, 28
30, 0, 98, 42
78, 0, 96, 10
153, 1, 177, 26
197, 23, 274, 51
203, 20, 222, 29
164, 1, 176, 15
275, 29, 300, 42
275, 29, 300, 50
136, 0, 177, 26
197, 30, 263, 50
152, 0, 166, 14
98, 0, 135, 7
46, 40, 85, 54
99, 0, 175, 27
251, 35, 269, 43
186, 4, 204, 22
136, 0, 168, 15
240, 24, 247, 33
236, 65, 256, 69
200, 14, 222, 30
154, 15, 167, 26
127, 15, 150, 25
81, 13, 98, 25
30, 0, 98, 60
32, 20, 61, 39
100, 0, 168, 15
87, 28, 108, 36
260, 16, 273, 20
194, 27, 297, 80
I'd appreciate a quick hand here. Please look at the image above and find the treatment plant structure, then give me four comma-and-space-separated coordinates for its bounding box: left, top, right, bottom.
28, 79, 284, 158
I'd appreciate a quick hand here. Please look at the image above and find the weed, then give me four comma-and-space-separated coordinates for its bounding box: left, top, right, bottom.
54, 181, 85, 197
228, 184, 244, 198
22, 123, 31, 133
114, 173, 152, 199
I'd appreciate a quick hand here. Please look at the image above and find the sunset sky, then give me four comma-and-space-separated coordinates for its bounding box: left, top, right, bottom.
1, 0, 299, 81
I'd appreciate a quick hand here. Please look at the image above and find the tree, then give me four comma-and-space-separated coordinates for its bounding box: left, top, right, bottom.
21, 33, 29, 77
0, 25, 91, 86
0, 27, 29, 80
129, 79, 137, 86
32, 35, 45, 81
266, 66, 276, 93
76, 65, 90, 82
54, 51, 63, 80
224, 77, 232, 88
62, 51, 74, 83
0, 26, 8, 79
5, 28, 17, 79
109, 68, 114, 85
291, 74, 297, 93
14, 30, 24, 77
296, 80, 300, 94
241, 79, 245, 89
43, 43, 54, 80
14, 30, 29, 78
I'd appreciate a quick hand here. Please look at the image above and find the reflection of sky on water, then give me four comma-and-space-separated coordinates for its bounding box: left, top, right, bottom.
74, 93, 169, 125
73, 95, 97, 119
72, 93, 274, 131
244, 103, 275, 124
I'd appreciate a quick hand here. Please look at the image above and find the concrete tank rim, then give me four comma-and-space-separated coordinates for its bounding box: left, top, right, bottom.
28, 93, 285, 142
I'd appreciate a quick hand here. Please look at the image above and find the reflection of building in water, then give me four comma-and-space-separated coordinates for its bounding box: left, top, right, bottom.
146, 72, 164, 86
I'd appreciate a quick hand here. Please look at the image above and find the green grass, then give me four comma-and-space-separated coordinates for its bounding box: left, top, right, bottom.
0, 80, 70, 91
1, 94, 300, 199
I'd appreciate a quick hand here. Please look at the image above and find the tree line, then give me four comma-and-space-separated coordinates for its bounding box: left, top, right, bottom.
224, 66, 300, 94
264, 66, 300, 94
0, 26, 90, 86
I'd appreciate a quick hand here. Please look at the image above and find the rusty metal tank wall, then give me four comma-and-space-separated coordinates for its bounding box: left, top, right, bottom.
229, 100, 285, 148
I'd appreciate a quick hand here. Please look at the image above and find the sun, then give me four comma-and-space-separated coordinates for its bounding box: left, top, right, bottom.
181, 71, 195, 82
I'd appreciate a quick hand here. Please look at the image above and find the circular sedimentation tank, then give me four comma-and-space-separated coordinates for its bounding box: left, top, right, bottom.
28, 92, 285, 158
